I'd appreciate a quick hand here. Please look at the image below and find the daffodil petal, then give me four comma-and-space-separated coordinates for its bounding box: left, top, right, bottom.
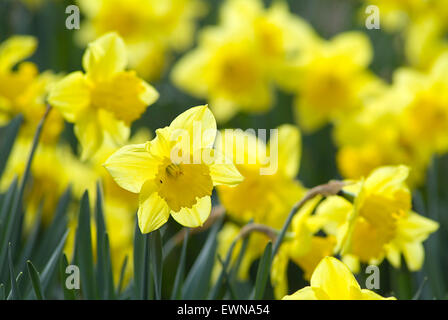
310, 256, 360, 299
170, 105, 217, 151
104, 143, 159, 193
209, 150, 243, 186
48, 72, 90, 122
273, 124, 301, 178
0, 35, 37, 72
83, 32, 127, 81
282, 286, 317, 300
138, 181, 170, 234
74, 112, 103, 160
170, 195, 211, 228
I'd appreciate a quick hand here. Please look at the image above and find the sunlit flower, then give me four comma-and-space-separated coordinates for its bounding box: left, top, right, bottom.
0, 35, 64, 143
282, 256, 395, 300
77, 0, 206, 81
214, 125, 305, 282
290, 31, 381, 132
104, 105, 243, 233
48, 33, 158, 159
311, 165, 439, 272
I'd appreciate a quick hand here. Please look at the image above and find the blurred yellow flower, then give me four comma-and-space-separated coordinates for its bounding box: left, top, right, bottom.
48, 33, 158, 159
173, 0, 315, 122
77, 0, 206, 81
282, 256, 395, 300
271, 196, 336, 299
0, 35, 64, 143
213, 125, 306, 284
104, 105, 243, 233
291, 31, 381, 132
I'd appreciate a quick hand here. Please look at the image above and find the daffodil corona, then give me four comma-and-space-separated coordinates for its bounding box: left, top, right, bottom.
104, 105, 243, 233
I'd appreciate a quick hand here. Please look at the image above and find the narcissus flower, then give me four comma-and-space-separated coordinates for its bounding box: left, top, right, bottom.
213, 125, 305, 281
76, 0, 206, 81
271, 196, 336, 299
282, 257, 395, 300
310, 165, 439, 272
104, 105, 243, 233
290, 31, 382, 132
0, 35, 64, 143
48, 33, 159, 159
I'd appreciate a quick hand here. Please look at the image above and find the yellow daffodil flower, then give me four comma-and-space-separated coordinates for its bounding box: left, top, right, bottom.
282, 256, 396, 300
104, 105, 243, 233
213, 125, 305, 282
271, 196, 336, 299
48, 32, 159, 159
0, 36, 64, 143
290, 31, 382, 133
310, 165, 438, 272
76, 0, 206, 81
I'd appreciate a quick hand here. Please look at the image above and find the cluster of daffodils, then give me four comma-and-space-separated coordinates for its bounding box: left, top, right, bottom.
0, 0, 445, 300
76, 0, 206, 81
172, 0, 317, 122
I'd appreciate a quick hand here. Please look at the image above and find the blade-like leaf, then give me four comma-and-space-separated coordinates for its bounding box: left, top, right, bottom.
33, 186, 71, 268
253, 241, 272, 300
150, 229, 163, 300
182, 218, 222, 299
0, 115, 22, 179
171, 229, 189, 300
59, 254, 76, 300
116, 256, 128, 296
27, 261, 44, 300
40, 230, 69, 293
74, 192, 97, 299
7, 243, 20, 300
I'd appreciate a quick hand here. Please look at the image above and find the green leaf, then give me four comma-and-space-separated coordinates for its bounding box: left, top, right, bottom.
208, 235, 238, 300
33, 186, 71, 268
133, 218, 146, 299
141, 233, 151, 300
0, 115, 22, 180
171, 229, 189, 300
182, 219, 222, 299
0, 283, 4, 300
59, 254, 76, 300
7, 243, 20, 300
0, 179, 18, 279
101, 233, 116, 300
74, 192, 97, 299
216, 255, 238, 300
252, 241, 272, 300
116, 256, 128, 296
150, 229, 163, 300
95, 183, 114, 299
40, 230, 69, 294
27, 261, 44, 300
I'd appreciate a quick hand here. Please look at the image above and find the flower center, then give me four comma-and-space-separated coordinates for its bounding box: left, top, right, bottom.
155, 160, 213, 212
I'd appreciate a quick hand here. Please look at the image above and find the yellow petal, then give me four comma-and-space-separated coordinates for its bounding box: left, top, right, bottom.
170, 195, 211, 228
83, 32, 127, 81
138, 181, 170, 234
273, 124, 301, 178
98, 109, 130, 146
360, 289, 396, 300
48, 72, 90, 122
282, 286, 317, 300
310, 256, 360, 299
0, 35, 37, 72
402, 242, 424, 272
332, 31, 372, 67
74, 112, 103, 160
170, 105, 217, 152
209, 149, 243, 186
104, 143, 159, 193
